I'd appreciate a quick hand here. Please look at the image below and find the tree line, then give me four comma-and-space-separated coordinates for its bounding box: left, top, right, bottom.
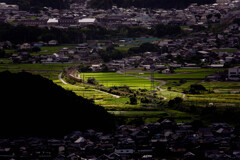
88, 0, 216, 10
0, 0, 68, 12
0, 23, 182, 44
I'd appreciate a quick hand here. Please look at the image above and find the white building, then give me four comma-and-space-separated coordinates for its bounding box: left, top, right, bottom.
78, 18, 97, 26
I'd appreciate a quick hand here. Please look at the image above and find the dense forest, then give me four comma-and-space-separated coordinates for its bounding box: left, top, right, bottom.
0, 71, 116, 137
0, 0, 68, 12
0, 23, 182, 44
88, 0, 216, 10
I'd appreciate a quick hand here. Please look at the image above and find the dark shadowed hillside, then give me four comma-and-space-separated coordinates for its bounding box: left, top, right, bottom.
89, 0, 216, 10
0, 71, 115, 137
0, 0, 68, 12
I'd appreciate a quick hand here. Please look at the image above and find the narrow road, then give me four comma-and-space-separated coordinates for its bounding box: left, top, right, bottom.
58, 72, 121, 98
58, 72, 67, 85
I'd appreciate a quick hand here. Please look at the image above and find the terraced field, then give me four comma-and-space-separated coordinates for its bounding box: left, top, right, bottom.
54, 80, 114, 100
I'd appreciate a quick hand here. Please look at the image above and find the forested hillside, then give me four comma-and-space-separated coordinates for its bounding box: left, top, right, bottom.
0, 71, 115, 137
0, 0, 68, 12
89, 0, 216, 10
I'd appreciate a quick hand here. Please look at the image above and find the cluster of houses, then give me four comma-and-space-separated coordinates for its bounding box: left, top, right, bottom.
0, 0, 239, 29
1, 120, 240, 160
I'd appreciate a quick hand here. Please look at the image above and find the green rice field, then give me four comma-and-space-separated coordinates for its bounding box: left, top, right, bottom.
82, 72, 161, 90
126, 68, 226, 80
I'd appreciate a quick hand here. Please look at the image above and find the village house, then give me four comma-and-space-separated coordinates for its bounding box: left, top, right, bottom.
228, 67, 240, 81
48, 40, 58, 46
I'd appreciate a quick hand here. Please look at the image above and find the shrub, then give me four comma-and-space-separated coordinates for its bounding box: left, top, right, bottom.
129, 94, 138, 105
87, 77, 99, 85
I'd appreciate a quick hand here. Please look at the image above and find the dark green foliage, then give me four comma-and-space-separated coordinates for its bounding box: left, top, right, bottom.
0, 48, 5, 58
168, 97, 183, 107
129, 94, 138, 105
191, 120, 204, 131
153, 24, 182, 37
101, 64, 109, 72
31, 46, 41, 52
141, 97, 150, 103
88, 0, 113, 9
233, 18, 240, 25
189, 84, 207, 94
0, 23, 110, 44
179, 79, 187, 84
89, 0, 215, 10
87, 77, 99, 85
1, 0, 68, 12
0, 23, 184, 45
0, 71, 115, 137
78, 64, 92, 72
99, 48, 125, 62
128, 43, 159, 55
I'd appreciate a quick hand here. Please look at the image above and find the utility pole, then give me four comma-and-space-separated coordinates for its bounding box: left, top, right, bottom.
150, 64, 155, 94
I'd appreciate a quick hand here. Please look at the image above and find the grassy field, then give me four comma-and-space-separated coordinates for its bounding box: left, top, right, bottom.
82, 72, 161, 90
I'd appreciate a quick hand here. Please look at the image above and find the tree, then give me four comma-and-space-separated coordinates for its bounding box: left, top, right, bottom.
141, 97, 150, 103
101, 64, 109, 72
0, 49, 5, 58
87, 77, 99, 85
32, 46, 41, 53
168, 97, 183, 108
189, 84, 207, 94
130, 94, 137, 105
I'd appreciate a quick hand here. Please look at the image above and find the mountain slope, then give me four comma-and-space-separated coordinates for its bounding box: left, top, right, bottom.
0, 71, 115, 137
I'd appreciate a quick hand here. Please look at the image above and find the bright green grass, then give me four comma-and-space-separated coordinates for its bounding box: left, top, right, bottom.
82, 72, 160, 89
